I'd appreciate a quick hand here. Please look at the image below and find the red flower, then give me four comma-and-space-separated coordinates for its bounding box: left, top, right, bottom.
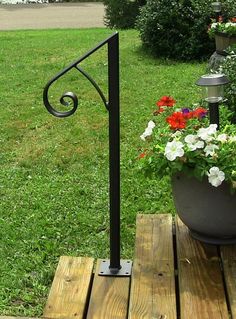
193, 107, 208, 119
183, 111, 194, 119
230, 17, 236, 23
218, 15, 223, 23
138, 150, 147, 159
156, 96, 176, 107
166, 112, 186, 130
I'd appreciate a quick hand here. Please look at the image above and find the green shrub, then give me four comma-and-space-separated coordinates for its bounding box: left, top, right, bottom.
220, 0, 236, 19
48, 0, 100, 2
103, 0, 146, 29
219, 46, 236, 122
136, 0, 215, 61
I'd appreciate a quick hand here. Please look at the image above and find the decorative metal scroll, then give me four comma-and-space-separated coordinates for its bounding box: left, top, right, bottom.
43, 32, 132, 277
43, 35, 112, 117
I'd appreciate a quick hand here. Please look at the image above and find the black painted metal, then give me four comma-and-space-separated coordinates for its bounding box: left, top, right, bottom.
43, 32, 124, 275
209, 102, 220, 130
215, 11, 221, 22
107, 35, 121, 273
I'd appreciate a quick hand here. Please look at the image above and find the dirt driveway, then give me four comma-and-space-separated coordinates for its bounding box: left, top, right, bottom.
0, 2, 105, 30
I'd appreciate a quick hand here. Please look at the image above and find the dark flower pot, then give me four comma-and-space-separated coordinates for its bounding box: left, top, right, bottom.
171, 173, 236, 244
215, 32, 236, 55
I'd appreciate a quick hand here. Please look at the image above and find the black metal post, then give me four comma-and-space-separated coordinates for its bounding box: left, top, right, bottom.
43, 32, 132, 277
209, 102, 220, 130
108, 34, 121, 273
215, 11, 221, 22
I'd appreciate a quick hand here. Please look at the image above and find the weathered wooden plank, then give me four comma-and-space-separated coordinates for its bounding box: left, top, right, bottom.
0, 317, 39, 319
86, 259, 130, 319
176, 217, 229, 319
43, 256, 94, 319
220, 246, 236, 319
128, 214, 176, 319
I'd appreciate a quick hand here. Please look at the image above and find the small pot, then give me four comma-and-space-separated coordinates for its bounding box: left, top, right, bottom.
172, 173, 236, 244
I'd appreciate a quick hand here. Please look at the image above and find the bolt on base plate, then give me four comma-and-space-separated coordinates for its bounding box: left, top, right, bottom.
98, 259, 132, 276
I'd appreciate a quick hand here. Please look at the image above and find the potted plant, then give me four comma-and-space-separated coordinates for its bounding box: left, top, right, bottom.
138, 95, 236, 244
208, 17, 236, 54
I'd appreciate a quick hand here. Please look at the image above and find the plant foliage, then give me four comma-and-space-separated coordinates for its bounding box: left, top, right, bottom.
103, 0, 146, 29
218, 45, 236, 121
136, 0, 216, 60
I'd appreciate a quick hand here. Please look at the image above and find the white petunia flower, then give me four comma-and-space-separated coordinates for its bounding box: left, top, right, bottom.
211, 22, 218, 29
197, 124, 217, 141
140, 121, 156, 141
147, 120, 155, 129
171, 130, 182, 138
207, 167, 225, 187
184, 134, 204, 151
229, 136, 236, 142
217, 133, 228, 143
140, 128, 152, 141
204, 144, 219, 156
164, 140, 184, 161
201, 123, 218, 135
225, 22, 236, 28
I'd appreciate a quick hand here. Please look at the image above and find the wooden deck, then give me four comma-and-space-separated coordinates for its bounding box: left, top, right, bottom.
2, 214, 236, 319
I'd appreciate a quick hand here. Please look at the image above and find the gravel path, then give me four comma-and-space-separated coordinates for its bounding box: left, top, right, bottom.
0, 2, 105, 30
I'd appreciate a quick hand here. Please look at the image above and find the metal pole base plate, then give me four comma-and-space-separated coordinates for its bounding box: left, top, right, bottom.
98, 259, 132, 277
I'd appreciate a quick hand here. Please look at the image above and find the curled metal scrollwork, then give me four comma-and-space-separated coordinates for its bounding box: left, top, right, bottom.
43, 33, 116, 118
43, 69, 79, 118
44, 88, 78, 118
43, 70, 104, 119
43, 65, 108, 118
60, 91, 78, 111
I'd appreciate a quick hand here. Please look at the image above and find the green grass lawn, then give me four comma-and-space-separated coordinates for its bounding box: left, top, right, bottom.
0, 28, 206, 316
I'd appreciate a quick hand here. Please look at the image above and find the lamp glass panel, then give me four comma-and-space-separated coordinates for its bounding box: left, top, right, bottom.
212, 2, 221, 12
202, 85, 224, 103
